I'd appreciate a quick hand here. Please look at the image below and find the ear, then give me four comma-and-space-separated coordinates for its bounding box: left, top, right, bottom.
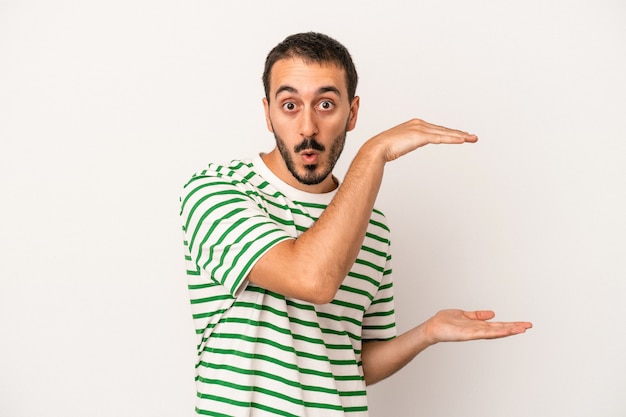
262, 97, 274, 133
346, 96, 360, 132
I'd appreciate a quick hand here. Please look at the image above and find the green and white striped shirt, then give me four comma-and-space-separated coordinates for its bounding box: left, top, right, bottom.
180, 155, 396, 416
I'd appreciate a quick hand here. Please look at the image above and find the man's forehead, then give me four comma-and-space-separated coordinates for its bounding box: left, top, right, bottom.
269, 58, 347, 95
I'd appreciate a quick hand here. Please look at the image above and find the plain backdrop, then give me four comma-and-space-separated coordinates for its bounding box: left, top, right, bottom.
1, 1, 625, 416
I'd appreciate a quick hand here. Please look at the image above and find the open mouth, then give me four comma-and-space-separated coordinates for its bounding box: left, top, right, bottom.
301, 151, 319, 164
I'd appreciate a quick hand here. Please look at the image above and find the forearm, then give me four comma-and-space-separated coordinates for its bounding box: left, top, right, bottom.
296, 142, 386, 293
249, 141, 387, 303
361, 322, 435, 385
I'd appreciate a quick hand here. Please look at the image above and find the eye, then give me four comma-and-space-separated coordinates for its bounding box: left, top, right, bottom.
318, 100, 334, 111
282, 102, 297, 112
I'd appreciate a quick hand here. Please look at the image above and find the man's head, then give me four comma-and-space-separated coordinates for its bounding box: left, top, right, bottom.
263, 32, 359, 103
261, 33, 361, 192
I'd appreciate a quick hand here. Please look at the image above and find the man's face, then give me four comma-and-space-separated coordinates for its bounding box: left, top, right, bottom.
263, 58, 359, 191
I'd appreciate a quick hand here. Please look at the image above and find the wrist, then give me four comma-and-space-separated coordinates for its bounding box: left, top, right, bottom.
421, 316, 440, 347
357, 137, 388, 165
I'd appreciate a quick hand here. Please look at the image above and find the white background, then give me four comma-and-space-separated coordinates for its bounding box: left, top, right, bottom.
1, 1, 625, 416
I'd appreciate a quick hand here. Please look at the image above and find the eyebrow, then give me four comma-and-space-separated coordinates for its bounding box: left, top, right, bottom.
274, 85, 342, 100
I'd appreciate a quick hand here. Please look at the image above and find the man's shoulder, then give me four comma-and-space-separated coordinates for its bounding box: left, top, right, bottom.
180, 157, 283, 204
185, 158, 253, 181
182, 158, 266, 189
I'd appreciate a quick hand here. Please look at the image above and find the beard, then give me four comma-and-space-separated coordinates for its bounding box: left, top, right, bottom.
273, 129, 347, 186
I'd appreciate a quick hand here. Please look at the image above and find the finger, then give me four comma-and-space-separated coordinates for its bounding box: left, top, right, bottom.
486, 321, 533, 329
462, 323, 530, 341
408, 118, 477, 140
504, 320, 533, 328
485, 321, 533, 337
491, 323, 533, 337
425, 131, 478, 145
464, 310, 496, 321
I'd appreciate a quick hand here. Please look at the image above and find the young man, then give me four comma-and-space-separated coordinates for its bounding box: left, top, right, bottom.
180, 32, 531, 416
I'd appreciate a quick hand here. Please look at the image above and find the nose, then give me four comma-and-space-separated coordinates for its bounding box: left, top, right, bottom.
299, 107, 318, 138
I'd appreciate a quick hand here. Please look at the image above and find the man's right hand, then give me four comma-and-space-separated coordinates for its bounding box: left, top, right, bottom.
364, 118, 478, 163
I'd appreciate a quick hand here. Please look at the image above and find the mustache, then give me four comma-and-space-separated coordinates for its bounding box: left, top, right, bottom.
294, 138, 325, 153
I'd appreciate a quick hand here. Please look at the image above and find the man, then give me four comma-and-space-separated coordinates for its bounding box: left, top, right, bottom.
180, 32, 532, 416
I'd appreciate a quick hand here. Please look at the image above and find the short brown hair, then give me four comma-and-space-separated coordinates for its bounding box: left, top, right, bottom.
262, 32, 359, 102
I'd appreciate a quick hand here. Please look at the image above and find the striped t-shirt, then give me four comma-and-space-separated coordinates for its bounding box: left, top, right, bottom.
180, 155, 397, 416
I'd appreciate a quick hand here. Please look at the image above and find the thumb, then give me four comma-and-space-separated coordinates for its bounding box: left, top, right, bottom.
466, 310, 496, 321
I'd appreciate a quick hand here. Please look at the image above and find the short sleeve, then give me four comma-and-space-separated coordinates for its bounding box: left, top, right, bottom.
361, 253, 397, 341
181, 172, 293, 297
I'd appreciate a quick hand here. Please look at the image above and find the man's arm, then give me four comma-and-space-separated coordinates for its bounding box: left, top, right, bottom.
248, 119, 478, 304
361, 309, 533, 385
